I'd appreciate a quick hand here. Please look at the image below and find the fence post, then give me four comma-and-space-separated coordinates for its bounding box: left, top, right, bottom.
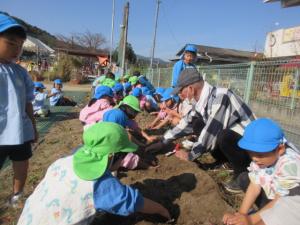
244, 61, 255, 104
157, 68, 161, 87
217, 68, 221, 86
290, 68, 299, 110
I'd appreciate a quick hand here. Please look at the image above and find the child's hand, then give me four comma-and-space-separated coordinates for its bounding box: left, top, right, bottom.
147, 135, 158, 143
223, 213, 235, 224
175, 150, 189, 161
225, 213, 250, 225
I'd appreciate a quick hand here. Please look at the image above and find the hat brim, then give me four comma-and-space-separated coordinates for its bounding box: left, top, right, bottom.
161, 96, 172, 102
171, 87, 181, 95
117, 101, 141, 112
0, 24, 25, 33
238, 139, 278, 153
73, 141, 137, 181
73, 149, 108, 180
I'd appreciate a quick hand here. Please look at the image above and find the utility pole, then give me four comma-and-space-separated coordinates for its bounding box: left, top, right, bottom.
118, 1, 129, 76
150, 0, 161, 70
110, 0, 115, 66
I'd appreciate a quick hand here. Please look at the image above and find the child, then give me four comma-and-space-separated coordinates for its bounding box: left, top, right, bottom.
118, 95, 157, 146
112, 82, 124, 104
79, 85, 114, 130
172, 44, 197, 87
142, 86, 159, 112
49, 79, 77, 106
0, 13, 37, 207
32, 82, 50, 117
148, 88, 180, 129
129, 75, 139, 87
17, 122, 171, 225
103, 109, 157, 169
223, 118, 300, 225
123, 81, 132, 96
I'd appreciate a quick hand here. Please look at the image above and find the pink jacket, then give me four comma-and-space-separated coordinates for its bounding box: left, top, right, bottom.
79, 99, 113, 125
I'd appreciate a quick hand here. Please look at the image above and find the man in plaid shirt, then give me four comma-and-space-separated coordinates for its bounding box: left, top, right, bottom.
162, 68, 256, 192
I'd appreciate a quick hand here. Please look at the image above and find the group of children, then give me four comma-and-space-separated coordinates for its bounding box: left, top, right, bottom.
32, 78, 77, 117
1, 12, 300, 225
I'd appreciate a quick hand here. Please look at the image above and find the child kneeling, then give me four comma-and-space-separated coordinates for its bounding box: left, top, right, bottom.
223, 118, 300, 225
17, 122, 170, 225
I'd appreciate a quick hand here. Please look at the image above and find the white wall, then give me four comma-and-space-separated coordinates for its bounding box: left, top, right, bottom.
264, 25, 300, 58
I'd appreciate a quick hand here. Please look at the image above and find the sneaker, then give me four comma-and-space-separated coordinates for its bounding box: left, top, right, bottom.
8, 192, 23, 208
223, 178, 243, 194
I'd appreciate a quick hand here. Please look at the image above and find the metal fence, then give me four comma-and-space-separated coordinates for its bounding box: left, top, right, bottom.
146, 59, 300, 148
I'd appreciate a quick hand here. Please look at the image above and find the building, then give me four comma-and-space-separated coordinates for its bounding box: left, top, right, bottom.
174, 44, 262, 65
264, 25, 300, 58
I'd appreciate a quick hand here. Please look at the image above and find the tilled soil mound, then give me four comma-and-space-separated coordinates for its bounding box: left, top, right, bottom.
92, 154, 233, 225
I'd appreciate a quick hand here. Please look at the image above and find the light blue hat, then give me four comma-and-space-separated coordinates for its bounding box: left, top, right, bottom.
0, 13, 25, 33
94, 85, 114, 99
238, 118, 285, 153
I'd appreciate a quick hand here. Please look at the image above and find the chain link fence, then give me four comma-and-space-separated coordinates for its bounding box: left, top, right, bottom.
146, 59, 300, 148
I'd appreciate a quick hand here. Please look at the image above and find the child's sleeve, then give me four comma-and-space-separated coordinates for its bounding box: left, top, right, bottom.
275, 159, 300, 196
24, 71, 35, 103
93, 172, 144, 215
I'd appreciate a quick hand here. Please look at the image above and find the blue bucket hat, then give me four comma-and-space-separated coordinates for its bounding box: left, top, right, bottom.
113, 82, 124, 93
184, 44, 197, 54
161, 87, 174, 101
154, 87, 165, 96
141, 86, 151, 96
103, 109, 129, 128
238, 118, 285, 153
132, 87, 142, 98
34, 82, 45, 89
94, 85, 114, 99
54, 79, 63, 85
124, 82, 132, 92
0, 13, 25, 33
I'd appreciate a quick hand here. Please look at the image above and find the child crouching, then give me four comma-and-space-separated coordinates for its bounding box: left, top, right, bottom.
223, 118, 300, 225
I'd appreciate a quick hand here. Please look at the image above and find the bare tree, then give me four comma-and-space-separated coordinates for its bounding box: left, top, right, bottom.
72, 30, 107, 51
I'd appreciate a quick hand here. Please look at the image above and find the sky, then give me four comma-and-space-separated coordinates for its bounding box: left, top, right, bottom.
2, 0, 300, 60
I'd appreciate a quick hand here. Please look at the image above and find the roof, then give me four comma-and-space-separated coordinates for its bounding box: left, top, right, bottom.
23, 36, 55, 54
175, 44, 263, 64
264, 0, 300, 7
54, 47, 109, 58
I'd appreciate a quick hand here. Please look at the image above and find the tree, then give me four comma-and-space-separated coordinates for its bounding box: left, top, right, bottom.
73, 30, 107, 51
112, 42, 137, 65
56, 30, 107, 51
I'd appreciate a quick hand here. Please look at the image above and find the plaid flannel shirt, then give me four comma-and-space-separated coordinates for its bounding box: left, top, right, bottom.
163, 83, 256, 161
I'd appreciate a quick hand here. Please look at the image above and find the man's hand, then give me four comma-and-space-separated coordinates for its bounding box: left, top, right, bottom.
175, 150, 189, 161
224, 213, 250, 225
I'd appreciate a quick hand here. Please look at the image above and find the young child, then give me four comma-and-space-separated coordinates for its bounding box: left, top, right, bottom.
103, 109, 157, 170
172, 44, 197, 87
223, 118, 300, 225
118, 95, 157, 146
123, 81, 132, 96
32, 82, 50, 117
49, 79, 77, 106
148, 88, 180, 129
0, 13, 37, 207
112, 82, 124, 104
17, 122, 171, 225
79, 85, 114, 130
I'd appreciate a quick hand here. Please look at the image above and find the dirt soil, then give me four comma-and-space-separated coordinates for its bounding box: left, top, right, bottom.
0, 104, 239, 225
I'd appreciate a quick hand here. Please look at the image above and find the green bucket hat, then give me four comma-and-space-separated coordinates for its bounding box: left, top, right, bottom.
118, 95, 141, 112
102, 78, 116, 88
129, 76, 138, 85
73, 122, 137, 180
